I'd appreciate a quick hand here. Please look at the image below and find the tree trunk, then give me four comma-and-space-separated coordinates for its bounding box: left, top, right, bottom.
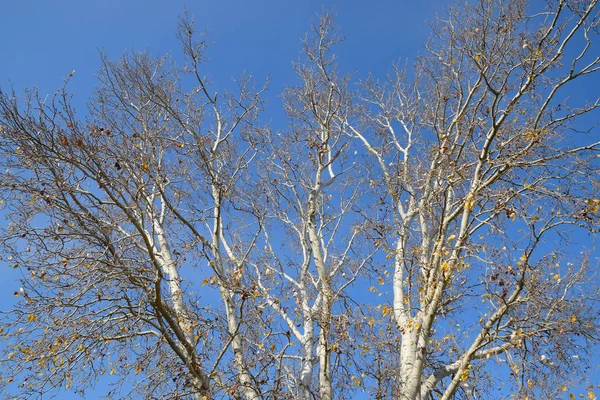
224, 294, 261, 400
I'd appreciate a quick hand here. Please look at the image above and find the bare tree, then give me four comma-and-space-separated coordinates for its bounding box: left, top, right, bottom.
344, 0, 600, 398
0, 16, 267, 400
0, 1, 599, 399
249, 15, 375, 399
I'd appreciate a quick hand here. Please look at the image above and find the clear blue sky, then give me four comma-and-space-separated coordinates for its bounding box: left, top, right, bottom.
0, 2, 448, 399
1, 0, 597, 399
0, 0, 446, 103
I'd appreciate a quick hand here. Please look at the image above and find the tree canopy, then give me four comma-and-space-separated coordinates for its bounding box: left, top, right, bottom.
1, 0, 599, 399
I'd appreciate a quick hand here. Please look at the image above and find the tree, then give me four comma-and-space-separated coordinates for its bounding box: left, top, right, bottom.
0, 0, 599, 399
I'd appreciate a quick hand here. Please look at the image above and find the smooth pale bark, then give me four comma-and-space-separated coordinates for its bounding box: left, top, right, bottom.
224, 294, 260, 400
307, 172, 334, 400
315, 286, 333, 400
153, 213, 212, 398
299, 328, 315, 399
211, 186, 261, 400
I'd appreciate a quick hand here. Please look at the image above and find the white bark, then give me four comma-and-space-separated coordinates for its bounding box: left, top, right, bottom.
211, 185, 261, 400
152, 205, 211, 398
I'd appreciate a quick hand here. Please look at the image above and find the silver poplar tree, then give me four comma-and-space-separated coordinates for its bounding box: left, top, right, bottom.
1, 1, 599, 399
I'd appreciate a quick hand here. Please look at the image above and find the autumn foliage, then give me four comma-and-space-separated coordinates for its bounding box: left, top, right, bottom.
1, 1, 599, 399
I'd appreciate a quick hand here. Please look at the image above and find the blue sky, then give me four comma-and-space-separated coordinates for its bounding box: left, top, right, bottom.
0, 0, 446, 104
0, 0, 451, 278
0, 2, 449, 398
1, 0, 598, 399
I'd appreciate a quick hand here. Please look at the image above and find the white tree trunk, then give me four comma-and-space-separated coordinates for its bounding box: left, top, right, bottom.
153, 214, 211, 397
299, 330, 315, 400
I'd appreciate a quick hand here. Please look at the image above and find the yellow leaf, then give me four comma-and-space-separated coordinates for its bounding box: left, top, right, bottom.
527, 379, 533, 388
141, 163, 148, 171
381, 305, 392, 317
587, 199, 600, 212
570, 315, 577, 323
110, 368, 116, 375
27, 314, 36, 322
553, 274, 560, 280
7, 352, 14, 360
441, 261, 451, 273
269, 344, 276, 351
465, 194, 476, 211
447, 234, 456, 241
